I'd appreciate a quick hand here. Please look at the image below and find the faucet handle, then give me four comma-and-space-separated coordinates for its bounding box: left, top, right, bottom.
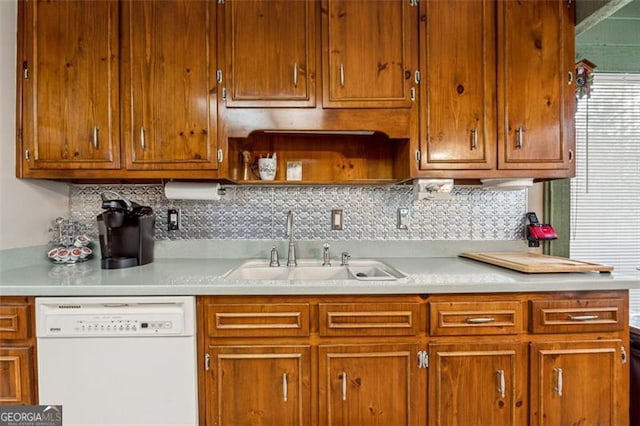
270, 246, 280, 267
341, 251, 351, 266
322, 243, 331, 266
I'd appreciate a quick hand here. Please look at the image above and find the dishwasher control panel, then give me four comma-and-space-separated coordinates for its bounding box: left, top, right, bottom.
41, 314, 184, 337
36, 297, 195, 338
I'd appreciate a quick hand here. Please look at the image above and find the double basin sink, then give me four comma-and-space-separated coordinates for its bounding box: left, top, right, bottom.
224, 259, 405, 282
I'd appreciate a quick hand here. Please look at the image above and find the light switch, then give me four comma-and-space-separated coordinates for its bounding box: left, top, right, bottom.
168, 209, 180, 231
331, 209, 343, 230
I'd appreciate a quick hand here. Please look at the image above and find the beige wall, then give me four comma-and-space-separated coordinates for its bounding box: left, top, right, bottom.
528, 183, 544, 221
0, 0, 68, 250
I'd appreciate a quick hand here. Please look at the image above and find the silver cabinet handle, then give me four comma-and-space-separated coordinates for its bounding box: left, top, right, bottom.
465, 317, 496, 324
622, 346, 628, 364
282, 373, 288, 402
25, 148, 30, 160
293, 63, 298, 88
569, 314, 599, 321
410, 87, 416, 102
471, 127, 478, 150
515, 127, 524, 149
568, 71, 573, 85
92, 126, 99, 150
339, 63, 345, 87
553, 367, 563, 396
497, 370, 505, 398
140, 127, 146, 150
341, 371, 347, 401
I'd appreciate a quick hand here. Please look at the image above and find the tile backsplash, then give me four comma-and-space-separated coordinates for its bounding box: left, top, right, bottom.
69, 184, 527, 241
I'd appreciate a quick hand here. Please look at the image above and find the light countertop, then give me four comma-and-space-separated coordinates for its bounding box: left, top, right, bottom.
1, 241, 638, 297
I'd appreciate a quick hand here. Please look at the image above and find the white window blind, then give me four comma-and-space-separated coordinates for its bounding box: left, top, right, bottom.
571, 73, 640, 310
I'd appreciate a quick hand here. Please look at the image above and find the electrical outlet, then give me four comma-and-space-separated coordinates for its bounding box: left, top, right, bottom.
331, 209, 343, 230
168, 209, 180, 231
397, 208, 409, 230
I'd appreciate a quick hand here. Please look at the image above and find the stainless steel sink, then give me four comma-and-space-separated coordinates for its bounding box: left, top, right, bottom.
288, 266, 351, 281
224, 259, 404, 281
223, 263, 290, 281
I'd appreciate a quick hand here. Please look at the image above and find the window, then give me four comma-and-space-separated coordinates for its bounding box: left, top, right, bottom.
570, 73, 640, 310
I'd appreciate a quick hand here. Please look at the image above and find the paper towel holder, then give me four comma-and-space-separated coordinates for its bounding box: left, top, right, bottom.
413, 179, 454, 201
163, 181, 226, 200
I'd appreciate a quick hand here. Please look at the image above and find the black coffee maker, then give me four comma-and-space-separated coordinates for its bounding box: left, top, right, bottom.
97, 192, 155, 269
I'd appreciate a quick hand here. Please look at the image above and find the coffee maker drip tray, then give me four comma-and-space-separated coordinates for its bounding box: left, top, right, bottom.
102, 257, 140, 270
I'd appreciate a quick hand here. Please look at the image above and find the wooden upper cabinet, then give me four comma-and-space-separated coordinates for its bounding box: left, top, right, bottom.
322, 0, 418, 108
19, 0, 120, 173
416, 0, 575, 177
419, 0, 496, 170
498, 0, 575, 171
221, 0, 316, 107
121, 0, 218, 170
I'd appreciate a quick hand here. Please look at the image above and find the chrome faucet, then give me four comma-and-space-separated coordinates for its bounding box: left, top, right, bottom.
286, 211, 297, 267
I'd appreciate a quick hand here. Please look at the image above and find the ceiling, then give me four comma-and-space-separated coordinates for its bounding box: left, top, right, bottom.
576, 0, 640, 72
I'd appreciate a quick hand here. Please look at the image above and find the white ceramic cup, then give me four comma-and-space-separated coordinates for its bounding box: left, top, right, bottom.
258, 158, 277, 180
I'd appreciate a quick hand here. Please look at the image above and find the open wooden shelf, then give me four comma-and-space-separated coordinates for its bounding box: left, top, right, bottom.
227, 132, 411, 184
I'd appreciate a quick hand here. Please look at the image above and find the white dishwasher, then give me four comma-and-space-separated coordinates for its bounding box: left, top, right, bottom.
36, 296, 198, 426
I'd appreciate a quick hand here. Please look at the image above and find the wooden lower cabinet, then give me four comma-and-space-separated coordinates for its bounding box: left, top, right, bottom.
200, 295, 425, 426
0, 297, 37, 405
428, 342, 527, 426
319, 343, 422, 426
206, 345, 311, 426
199, 291, 629, 426
530, 340, 626, 426
0, 346, 35, 405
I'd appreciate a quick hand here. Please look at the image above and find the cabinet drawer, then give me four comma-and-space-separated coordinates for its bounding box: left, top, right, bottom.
319, 303, 420, 336
530, 298, 625, 334
0, 305, 30, 340
206, 303, 310, 337
429, 300, 524, 336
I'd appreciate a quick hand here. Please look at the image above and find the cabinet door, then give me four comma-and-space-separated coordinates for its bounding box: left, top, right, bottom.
0, 346, 35, 405
20, 0, 119, 172
221, 0, 316, 107
322, 0, 418, 108
498, 0, 575, 171
530, 340, 627, 425
121, 0, 218, 170
428, 342, 527, 426
319, 343, 423, 426
206, 345, 311, 426
419, 0, 496, 170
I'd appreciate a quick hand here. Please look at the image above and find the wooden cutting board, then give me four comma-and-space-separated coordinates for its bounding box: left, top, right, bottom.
460, 251, 613, 273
